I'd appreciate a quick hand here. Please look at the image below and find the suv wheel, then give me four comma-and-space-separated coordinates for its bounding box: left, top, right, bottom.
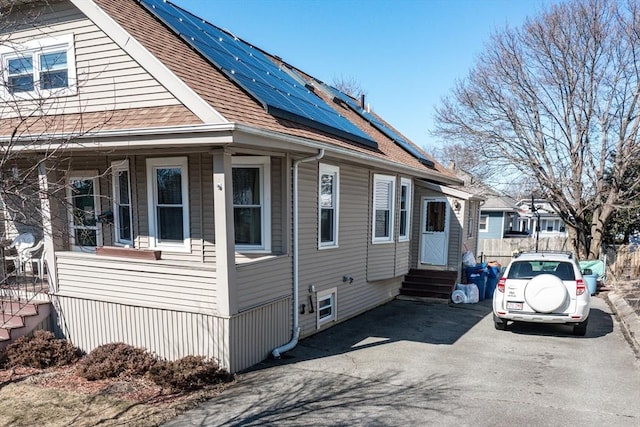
494, 314, 507, 331
573, 319, 588, 336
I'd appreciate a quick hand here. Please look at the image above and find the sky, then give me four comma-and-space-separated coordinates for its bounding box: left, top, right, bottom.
172, 0, 560, 152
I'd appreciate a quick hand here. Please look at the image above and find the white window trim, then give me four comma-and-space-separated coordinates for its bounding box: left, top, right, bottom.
398, 177, 412, 242
111, 160, 133, 246
232, 156, 271, 253
66, 170, 102, 252
146, 157, 190, 252
372, 174, 396, 244
0, 34, 76, 99
479, 214, 489, 232
318, 163, 339, 249
317, 287, 337, 327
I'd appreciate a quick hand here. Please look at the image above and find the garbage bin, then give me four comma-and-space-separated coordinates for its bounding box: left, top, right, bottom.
584, 274, 597, 296
485, 265, 500, 300
465, 263, 487, 301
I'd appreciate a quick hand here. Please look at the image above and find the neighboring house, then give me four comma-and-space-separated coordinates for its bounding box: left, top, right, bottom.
0, 0, 481, 372
478, 195, 523, 239
517, 199, 568, 237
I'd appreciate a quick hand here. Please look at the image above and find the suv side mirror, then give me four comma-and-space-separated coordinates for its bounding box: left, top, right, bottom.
582, 268, 592, 276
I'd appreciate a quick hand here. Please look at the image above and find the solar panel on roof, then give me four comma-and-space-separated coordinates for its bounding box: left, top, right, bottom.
321, 83, 435, 168
138, 0, 377, 149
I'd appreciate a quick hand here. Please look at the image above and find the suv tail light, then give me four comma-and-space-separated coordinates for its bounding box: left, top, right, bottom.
497, 277, 507, 293
576, 278, 586, 296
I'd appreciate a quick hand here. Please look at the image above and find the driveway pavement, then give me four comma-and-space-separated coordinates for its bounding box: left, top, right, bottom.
165, 296, 640, 426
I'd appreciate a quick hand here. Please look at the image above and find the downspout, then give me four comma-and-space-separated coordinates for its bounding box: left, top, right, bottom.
272, 149, 325, 359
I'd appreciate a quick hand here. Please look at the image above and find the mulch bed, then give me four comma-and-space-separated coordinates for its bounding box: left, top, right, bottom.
0, 365, 232, 406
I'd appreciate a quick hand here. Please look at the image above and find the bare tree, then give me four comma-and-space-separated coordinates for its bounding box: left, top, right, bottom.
332, 74, 367, 100
0, 0, 114, 247
434, 0, 640, 259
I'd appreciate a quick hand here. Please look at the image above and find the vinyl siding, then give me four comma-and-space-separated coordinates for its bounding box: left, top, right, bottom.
56, 252, 217, 314
236, 255, 292, 311
480, 211, 506, 239
446, 195, 463, 271
228, 297, 291, 372
296, 161, 399, 338
270, 157, 285, 254
52, 294, 229, 367
395, 241, 410, 276
0, 1, 181, 120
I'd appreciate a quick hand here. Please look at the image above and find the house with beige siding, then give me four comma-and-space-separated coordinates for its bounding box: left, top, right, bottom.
0, 0, 481, 372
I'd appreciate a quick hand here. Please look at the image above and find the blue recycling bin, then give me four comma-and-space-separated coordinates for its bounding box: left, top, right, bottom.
584, 274, 597, 296
485, 265, 500, 300
465, 263, 487, 301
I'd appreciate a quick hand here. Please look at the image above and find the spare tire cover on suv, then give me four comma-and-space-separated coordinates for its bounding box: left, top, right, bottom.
524, 274, 568, 313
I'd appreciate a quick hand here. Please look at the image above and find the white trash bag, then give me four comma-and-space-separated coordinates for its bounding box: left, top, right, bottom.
462, 250, 476, 268
455, 283, 479, 304
451, 289, 467, 304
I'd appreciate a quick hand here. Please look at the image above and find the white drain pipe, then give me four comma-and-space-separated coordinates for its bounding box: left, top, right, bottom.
272, 149, 324, 359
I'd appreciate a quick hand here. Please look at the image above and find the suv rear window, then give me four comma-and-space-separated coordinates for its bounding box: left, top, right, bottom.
507, 261, 575, 281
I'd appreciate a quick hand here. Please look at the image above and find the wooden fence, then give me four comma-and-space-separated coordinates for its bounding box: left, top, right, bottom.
478, 238, 639, 284
602, 245, 640, 283
478, 237, 570, 266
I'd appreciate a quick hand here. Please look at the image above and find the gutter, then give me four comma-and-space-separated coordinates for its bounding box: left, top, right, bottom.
272, 148, 325, 359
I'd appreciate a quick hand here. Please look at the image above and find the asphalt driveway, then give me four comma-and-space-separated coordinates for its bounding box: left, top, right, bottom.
165, 296, 640, 426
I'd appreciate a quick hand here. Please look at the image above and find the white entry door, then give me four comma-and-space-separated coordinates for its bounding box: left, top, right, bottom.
420, 198, 450, 265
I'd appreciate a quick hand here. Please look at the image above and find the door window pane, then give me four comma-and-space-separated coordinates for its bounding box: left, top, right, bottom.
425, 202, 446, 232
68, 176, 100, 249
71, 179, 96, 227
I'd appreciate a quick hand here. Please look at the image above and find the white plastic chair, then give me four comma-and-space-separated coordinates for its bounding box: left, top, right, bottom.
19, 240, 44, 276
5, 233, 36, 274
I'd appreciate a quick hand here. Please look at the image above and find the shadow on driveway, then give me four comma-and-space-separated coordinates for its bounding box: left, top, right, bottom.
165, 298, 494, 426
248, 298, 494, 372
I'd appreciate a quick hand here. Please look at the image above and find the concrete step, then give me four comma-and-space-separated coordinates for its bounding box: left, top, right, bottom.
0, 300, 39, 316
0, 302, 52, 350
0, 313, 25, 328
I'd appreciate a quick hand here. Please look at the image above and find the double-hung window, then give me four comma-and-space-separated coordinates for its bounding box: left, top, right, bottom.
146, 157, 190, 251
112, 160, 133, 246
399, 178, 412, 241
67, 171, 101, 251
319, 164, 339, 248
1, 34, 76, 98
479, 215, 488, 232
232, 156, 271, 252
372, 174, 396, 243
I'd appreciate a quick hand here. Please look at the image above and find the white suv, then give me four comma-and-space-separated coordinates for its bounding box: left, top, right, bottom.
492, 251, 591, 336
